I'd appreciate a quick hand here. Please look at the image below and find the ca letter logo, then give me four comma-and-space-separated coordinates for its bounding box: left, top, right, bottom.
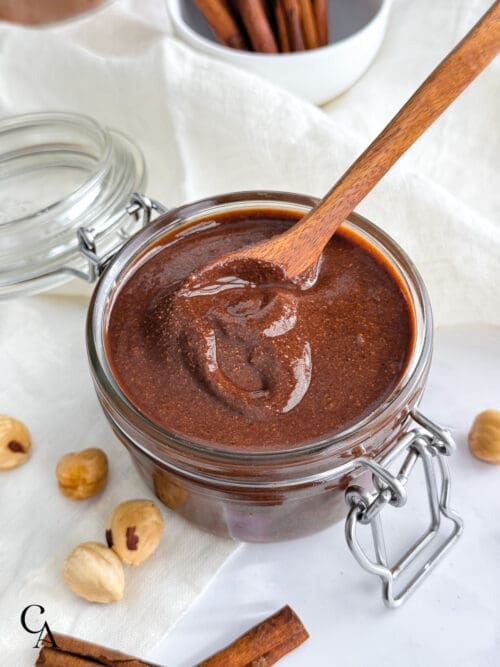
20, 605, 58, 649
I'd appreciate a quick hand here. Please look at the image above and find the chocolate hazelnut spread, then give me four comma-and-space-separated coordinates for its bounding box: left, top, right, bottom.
105, 209, 414, 451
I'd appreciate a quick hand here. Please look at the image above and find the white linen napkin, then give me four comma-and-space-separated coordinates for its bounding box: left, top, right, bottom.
0, 0, 498, 664
0, 297, 237, 665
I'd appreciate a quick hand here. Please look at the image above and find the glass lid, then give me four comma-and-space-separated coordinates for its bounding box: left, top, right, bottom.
0, 111, 146, 298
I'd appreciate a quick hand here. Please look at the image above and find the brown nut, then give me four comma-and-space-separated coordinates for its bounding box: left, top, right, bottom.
0, 414, 31, 470
56, 448, 108, 500
153, 471, 188, 510
106, 499, 164, 566
62, 541, 124, 603
468, 409, 500, 464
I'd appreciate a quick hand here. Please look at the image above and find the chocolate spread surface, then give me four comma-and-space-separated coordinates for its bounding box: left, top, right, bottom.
106, 209, 413, 451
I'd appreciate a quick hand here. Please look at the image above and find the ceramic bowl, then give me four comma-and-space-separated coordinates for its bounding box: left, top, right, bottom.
166, 0, 392, 105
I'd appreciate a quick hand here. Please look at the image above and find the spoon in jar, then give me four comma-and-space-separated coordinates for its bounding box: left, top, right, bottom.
185, 1, 499, 291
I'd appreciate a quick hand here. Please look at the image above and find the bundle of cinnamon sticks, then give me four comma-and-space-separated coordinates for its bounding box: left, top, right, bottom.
194, 0, 329, 53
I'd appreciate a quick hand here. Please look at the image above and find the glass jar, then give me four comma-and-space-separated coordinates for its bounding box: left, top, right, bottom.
0, 112, 146, 298
87, 191, 463, 607
2, 113, 462, 607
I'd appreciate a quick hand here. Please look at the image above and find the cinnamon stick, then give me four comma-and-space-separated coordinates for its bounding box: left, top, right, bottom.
195, 605, 309, 666
233, 0, 279, 53
298, 0, 319, 49
281, 0, 305, 52
273, 0, 291, 52
194, 0, 248, 50
36, 632, 158, 666
312, 0, 329, 47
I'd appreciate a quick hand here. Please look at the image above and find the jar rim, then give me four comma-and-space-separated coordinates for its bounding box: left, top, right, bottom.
87, 190, 433, 466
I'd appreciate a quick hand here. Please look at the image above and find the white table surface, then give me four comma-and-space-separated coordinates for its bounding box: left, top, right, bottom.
148, 325, 500, 667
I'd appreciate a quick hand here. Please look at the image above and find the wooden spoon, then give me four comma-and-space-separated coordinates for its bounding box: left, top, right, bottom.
191, 1, 499, 288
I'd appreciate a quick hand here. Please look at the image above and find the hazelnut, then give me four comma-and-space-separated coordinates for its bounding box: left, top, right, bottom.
153, 471, 188, 510
468, 409, 500, 464
106, 500, 164, 566
56, 448, 108, 500
0, 415, 31, 470
63, 541, 124, 603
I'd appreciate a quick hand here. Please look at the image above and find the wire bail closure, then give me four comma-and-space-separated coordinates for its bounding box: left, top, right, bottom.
345, 409, 463, 608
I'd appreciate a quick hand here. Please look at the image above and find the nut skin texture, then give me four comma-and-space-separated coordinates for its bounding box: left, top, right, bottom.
153, 471, 188, 510
56, 448, 108, 500
62, 542, 124, 603
468, 410, 500, 464
0, 415, 31, 470
107, 500, 164, 566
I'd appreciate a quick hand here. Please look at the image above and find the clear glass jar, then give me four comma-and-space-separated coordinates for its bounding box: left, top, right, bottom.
0, 112, 145, 298
87, 191, 434, 542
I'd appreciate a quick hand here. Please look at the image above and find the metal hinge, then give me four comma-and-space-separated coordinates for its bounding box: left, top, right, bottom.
345, 409, 463, 608
63, 193, 167, 283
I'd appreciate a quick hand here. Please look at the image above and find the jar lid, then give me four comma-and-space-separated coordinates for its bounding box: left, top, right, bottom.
0, 112, 147, 298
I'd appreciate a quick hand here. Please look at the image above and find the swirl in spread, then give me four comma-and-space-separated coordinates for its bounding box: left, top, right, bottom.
165, 275, 312, 420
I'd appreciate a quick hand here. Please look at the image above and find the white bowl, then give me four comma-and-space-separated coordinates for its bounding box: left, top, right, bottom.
166, 0, 392, 105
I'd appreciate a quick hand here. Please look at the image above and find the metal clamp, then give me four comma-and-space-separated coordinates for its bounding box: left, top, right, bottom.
345, 409, 463, 608
63, 193, 167, 283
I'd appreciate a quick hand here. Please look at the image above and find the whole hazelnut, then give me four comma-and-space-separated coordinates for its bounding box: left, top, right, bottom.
153, 471, 188, 510
0, 415, 31, 470
106, 499, 164, 566
63, 541, 124, 603
468, 409, 500, 464
56, 448, 108, 500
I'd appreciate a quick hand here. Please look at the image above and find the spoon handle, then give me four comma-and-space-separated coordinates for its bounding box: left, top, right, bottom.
271, 1, 500, 277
